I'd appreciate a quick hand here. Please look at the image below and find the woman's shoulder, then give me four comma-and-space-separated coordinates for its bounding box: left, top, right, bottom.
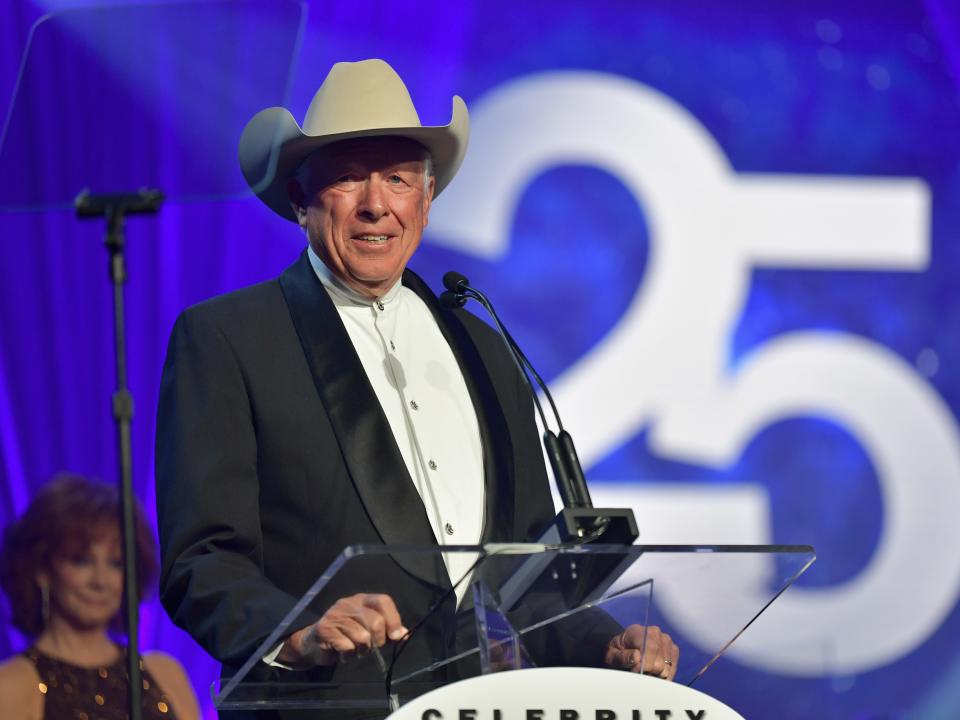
0, 654, 43, 719
0, 653, 40, 686
142, 649, 184, 679
143, 651, 200, 720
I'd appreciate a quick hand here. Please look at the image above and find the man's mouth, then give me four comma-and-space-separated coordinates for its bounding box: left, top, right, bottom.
356, 234, 390, 245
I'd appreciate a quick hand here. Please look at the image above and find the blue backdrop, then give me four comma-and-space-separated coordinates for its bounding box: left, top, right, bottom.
2, 0, 959, 717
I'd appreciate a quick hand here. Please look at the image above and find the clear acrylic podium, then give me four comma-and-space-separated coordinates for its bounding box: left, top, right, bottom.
213, 542, 815, 716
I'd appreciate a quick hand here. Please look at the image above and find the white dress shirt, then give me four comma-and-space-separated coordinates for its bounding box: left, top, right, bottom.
308, 248, 486, 597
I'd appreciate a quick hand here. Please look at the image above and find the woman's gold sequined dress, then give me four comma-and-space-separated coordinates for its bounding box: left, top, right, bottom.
24, 647, 177, 720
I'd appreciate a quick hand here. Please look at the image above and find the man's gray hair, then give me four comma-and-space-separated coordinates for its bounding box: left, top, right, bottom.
422, 151, 434, 186
295, 143, 434, 193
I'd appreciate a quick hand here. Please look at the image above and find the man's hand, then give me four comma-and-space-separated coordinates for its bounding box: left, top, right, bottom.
604, 624, 679, 681
277, 593, 409, 668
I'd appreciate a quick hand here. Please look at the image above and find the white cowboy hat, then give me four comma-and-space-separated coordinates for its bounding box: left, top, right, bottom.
238, 58, 469, 221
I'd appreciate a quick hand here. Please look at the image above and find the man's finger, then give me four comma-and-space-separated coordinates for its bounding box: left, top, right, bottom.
361, 593, 408, 641
627, 650, 672, 678
645, 633, 677, 680
317, 616, 371, 654
352, 605, 390, 647
607, 648, 642, 672
666, 640, 680, 681
620, 624, 649, 649
313, 629, 357, 655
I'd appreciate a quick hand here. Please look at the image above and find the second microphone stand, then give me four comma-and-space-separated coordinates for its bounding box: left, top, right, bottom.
76, 188, 164, 720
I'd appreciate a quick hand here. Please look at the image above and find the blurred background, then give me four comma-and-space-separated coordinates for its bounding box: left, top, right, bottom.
1, 0, 959, 716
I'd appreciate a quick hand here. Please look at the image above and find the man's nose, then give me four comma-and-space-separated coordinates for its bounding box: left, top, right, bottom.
357, 179, 387, 221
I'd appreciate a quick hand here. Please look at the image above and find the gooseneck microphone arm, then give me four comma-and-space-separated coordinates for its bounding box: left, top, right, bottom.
440, 277, 552, 437
440, 271, 592, 510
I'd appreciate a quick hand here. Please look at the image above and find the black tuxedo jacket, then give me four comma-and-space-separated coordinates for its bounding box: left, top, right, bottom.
155, 252, 558, 690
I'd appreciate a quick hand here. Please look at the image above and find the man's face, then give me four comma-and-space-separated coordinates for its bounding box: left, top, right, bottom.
290, 137, 435, 299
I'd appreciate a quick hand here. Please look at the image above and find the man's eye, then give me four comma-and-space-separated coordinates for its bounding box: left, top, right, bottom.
388, 174, 404, 184
330, 172, 361, 185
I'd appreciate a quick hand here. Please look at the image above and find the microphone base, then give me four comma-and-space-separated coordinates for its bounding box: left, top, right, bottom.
552, 507, 639, 545
495, 508, 640, 612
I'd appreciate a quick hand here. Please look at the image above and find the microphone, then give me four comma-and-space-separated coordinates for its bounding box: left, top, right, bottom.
439, 271, 469, 308
75, 188, 164, 217
440, 271, 590, 510
439, 291, 466, 309
443, 271, 470, 293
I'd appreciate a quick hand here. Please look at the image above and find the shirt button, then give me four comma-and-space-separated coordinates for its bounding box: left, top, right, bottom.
376, 300, 385, 311
445, 522, 455, 535
428, 459, 438, 470
410, 400, 419, 411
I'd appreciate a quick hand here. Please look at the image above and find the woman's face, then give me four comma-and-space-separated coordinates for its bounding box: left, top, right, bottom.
44, 534, 124, 632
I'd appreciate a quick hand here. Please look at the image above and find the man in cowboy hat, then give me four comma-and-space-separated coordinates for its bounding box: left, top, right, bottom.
155, 59, 677, 714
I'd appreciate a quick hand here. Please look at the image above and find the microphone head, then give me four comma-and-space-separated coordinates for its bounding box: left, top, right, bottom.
439, 290, 467, 309
442, 271, 470, 293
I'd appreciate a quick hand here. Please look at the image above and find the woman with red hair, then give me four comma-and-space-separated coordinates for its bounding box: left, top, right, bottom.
0, 474, 199, 719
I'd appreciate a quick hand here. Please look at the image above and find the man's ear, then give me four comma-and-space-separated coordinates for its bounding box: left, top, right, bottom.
421, 176, 436, 227
287, 178, 307, 227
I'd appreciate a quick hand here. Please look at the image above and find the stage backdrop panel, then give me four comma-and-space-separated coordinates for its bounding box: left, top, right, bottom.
1, 1, 959, 717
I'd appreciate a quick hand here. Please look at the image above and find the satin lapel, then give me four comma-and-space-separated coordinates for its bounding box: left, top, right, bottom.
402, 270, 516, 546
279, 253, 448, 589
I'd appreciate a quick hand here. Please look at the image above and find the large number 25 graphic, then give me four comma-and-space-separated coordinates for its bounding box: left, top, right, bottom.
429, 72, 960, 676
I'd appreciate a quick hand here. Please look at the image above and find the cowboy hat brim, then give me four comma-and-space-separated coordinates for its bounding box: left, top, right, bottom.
239, 96, 468, 221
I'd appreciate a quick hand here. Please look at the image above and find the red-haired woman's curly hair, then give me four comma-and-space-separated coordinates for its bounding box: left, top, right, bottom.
0, 474, 158, 637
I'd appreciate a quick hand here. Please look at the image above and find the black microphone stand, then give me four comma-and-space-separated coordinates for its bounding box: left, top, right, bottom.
76, 188, 164, 720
